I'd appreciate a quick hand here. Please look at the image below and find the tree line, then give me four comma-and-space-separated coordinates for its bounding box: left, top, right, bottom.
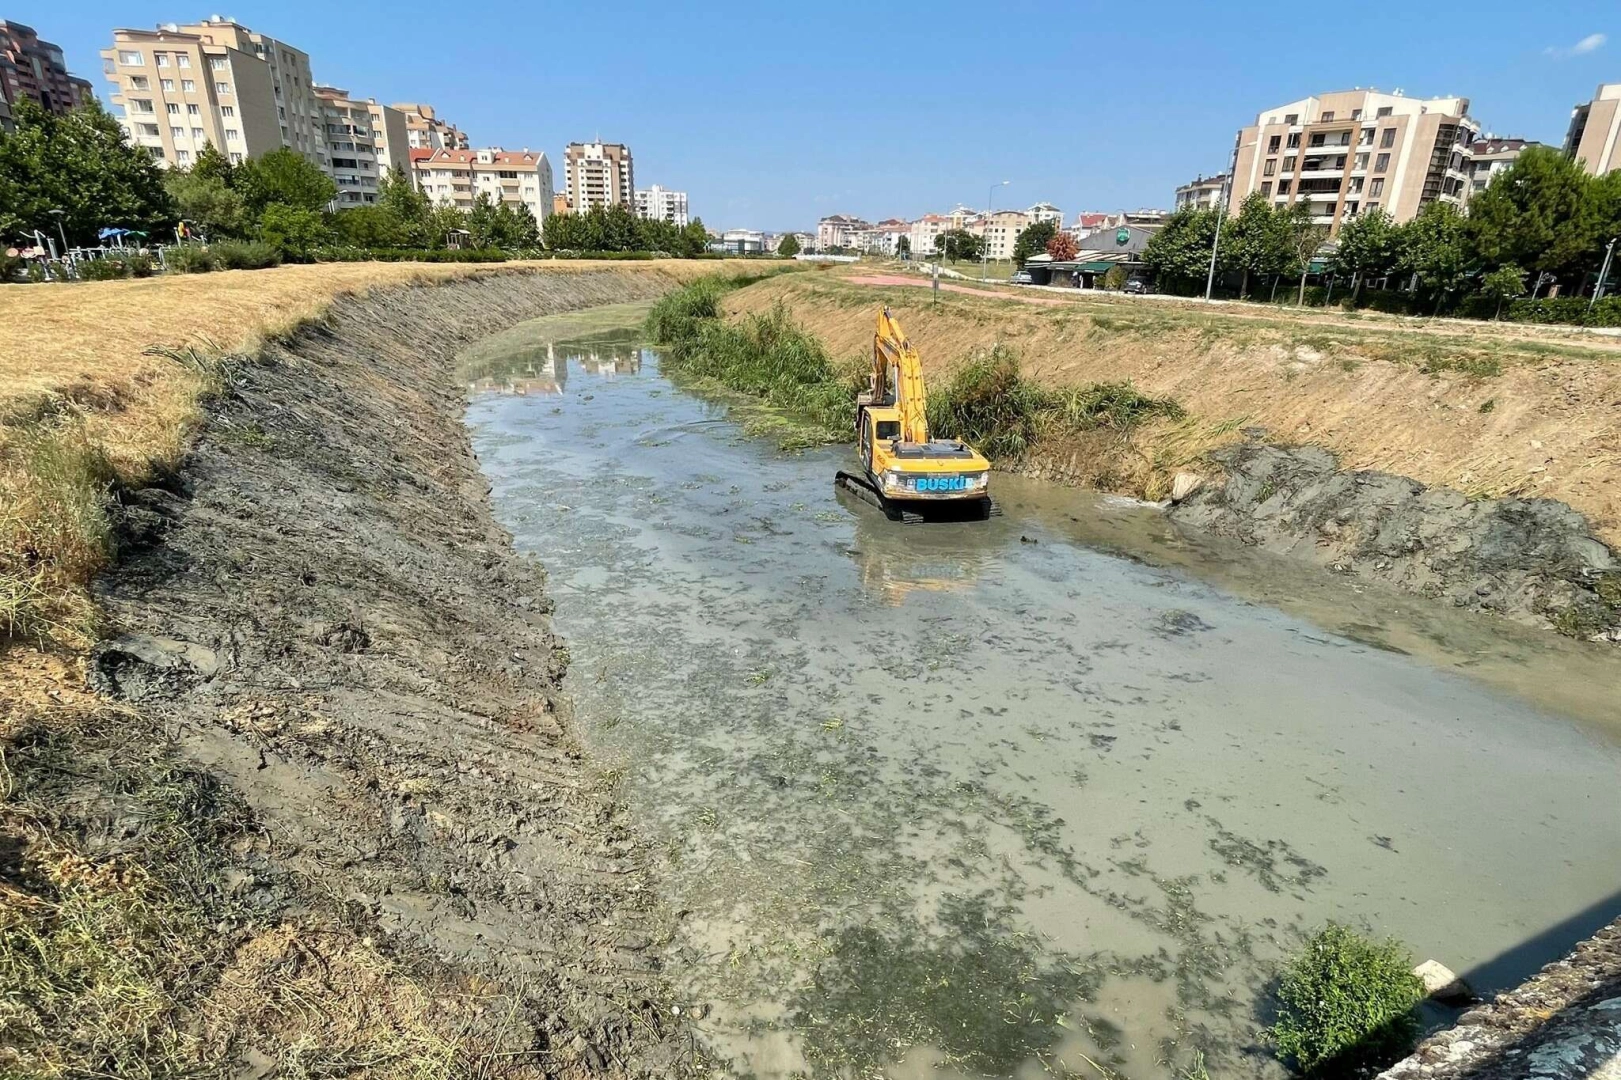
0, 97, 713, 263
1145, 146, 1621, 313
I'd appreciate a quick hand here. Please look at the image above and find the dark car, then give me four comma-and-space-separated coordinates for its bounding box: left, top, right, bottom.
1123, 278, 1152, 294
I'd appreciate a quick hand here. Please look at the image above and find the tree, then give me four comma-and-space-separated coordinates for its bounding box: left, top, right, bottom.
237, 147, 337, 214
329, 204, 409, 248
1328, 208, 1401, 302
0, 97, 175, 248
1479, 263, 1527, 319
1046, 231, 1079, 261
777, 232, 801, 257
377, 166, 431, 246
258, 202, 329, 260
192, 141, 235, 187
1013, 220, 1057, 264
1466, 145, 1597, 283
164, 167, 247, 240
1142, 205, 1221, 294
679, 218, 711, 257
935, 228, 983, 263
894, 235, 909, 258
1224, 192, 1291, 298
1281, 200, 1328, 305
1399, 201, 1473, 313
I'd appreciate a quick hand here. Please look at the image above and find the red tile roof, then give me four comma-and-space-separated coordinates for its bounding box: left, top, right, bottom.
409, 147, 543, 167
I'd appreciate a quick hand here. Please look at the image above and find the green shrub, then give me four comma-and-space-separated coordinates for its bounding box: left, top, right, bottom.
1269, 924, 1424, 1076
78, 257, 130, 281
209, 240, 281, 270
308, 246, 507, 263
24, 260, 45, 284
126, 253, 155, 278
165, 245, 216, 274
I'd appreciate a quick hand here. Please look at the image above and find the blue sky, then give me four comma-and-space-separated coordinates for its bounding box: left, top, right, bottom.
17, 1, 1618, 230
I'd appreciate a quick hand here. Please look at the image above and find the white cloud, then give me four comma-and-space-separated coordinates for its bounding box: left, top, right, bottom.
1546, 32, 1606, 58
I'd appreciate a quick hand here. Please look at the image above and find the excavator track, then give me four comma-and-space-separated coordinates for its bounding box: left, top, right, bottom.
835, 470, 997, 524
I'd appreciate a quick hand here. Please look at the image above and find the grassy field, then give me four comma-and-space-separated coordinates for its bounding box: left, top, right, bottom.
727, 269, 1621, 540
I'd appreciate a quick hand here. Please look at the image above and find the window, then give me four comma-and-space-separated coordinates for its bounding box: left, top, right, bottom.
1278, 179, 1292, 195
161, 78, 175, 91
210, 57, 228, 70
1284, 112, 1299, 124
1380, 128, 1396, 148
1286, 132, 1300, 148
1322, 111, 1335, 121
192, 127, 204, 140
1374, 153, 1390, 171
136, 122, 159, 136
1359, 129, 1374, 145
1263, 158, 1277, 176
1309, 133, 1326, 147
1369, 178, 1385, 197
1355, 153, 1368, 170
230, 152, 243, 164
118, 50, 143, 65
1261, 181, 1273, 197
1283, 156, 1297, 173
1376, 106, 1392, 118
1267, 134, 1281, 153
1367, 201, 1380, 212
187, 104, 200, 115
176, 149, 190, 163
221, 106, 235, 117
166, 102, 180, 115
182, 79, 195, 92
278, 106, 285, 119
129, 75, 149, 89
215, 82, 230, 95
129, 98, 154, 113
225, 128, 239, 141
1349, 176, 1364, 193
176, 54, 190, 68
1351, 108, 1362, 120
170, 126, 183, 138
155, 52, 170, 67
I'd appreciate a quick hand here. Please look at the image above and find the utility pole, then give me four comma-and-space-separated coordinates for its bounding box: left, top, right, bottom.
1204, 192, 1227, 301
1590, 236, 1617, 311
982, 179, 1008, 282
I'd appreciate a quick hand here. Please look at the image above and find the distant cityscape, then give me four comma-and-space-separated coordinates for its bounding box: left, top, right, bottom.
5, 15, 1621, 254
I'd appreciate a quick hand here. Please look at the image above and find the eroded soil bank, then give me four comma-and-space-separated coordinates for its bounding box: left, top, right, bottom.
78, 269, 702, 1075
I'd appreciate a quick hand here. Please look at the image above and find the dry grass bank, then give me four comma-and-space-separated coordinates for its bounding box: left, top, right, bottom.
729, 271, 1621, 544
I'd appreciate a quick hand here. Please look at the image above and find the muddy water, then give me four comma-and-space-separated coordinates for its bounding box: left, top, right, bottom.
463, 312, 1621, 1080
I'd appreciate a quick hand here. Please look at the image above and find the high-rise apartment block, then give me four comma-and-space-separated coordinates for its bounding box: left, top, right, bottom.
313, 86, 407, 205
1230, 90, 1477, 234
564, 141, 633, 212
393, 102, 468, 150
634, 184, 689, 227
1174, 173, 1227, 211
410, 147, 554, 232
2, 21, 93, 126
102, 16, 322, 168
1564, 84, 1621, 176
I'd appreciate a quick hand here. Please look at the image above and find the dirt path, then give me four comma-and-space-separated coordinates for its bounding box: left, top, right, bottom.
86, 271, 696, 1076
847, 273, 1070, 306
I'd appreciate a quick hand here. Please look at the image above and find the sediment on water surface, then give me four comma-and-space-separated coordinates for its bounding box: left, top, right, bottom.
3, 268, 702, 1077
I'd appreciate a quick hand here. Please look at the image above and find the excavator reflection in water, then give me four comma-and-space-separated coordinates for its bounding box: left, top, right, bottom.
835, 485, 994, 603
835, 308, 998, 523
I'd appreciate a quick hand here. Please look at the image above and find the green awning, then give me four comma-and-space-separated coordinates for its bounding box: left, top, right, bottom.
1075, 261, 1115, 272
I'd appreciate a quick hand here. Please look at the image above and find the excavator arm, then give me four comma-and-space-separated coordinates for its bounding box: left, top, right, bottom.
873, 307, 930, 444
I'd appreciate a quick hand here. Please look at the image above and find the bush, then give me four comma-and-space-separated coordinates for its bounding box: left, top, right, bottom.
1502, 294, 1621, 327
259, 203, 330, 261
127, 253, 155, 278
1269, 924, 1424, 1076
165, 245, 216, 274
209, 240, 281, 271
77, 257, 130, 281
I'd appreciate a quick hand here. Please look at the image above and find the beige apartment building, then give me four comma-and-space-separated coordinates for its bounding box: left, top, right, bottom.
102, 17, 322, 169
564, 141, 633, 212
1230, 90, 1477, 234
411, 147, 554, 231
1175, 173, 1227, 210
970, 209, 1030, 260
312, 86, 407, 205
1564, 84, 1621, 175
393, 102, 468, 150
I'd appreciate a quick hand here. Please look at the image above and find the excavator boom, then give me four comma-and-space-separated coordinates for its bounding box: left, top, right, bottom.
874, 308, 930, 444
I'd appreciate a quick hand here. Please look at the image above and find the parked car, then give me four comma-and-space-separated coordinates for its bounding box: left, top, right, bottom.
1123, 278, 1152, 294
1010, 270, 1033, 284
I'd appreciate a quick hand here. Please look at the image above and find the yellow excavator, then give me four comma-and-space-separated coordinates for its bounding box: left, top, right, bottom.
835, 308, 997, 523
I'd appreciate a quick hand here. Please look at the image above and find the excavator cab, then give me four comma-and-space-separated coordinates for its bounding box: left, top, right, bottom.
835, 308, 996, 523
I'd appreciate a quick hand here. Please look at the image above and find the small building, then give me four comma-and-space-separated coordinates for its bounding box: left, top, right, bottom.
721, 228, 765, 254
1175, 173, 1227, 210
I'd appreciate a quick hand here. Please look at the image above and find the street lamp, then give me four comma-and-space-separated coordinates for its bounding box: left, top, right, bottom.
48, 208, 69, 256
982, 179, 1009, 281
1204, 177, 1230, 302
1591, 236, 1618, 311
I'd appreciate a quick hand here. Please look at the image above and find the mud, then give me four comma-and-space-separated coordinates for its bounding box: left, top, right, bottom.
1169, 444, 1621, 641
88, 270, 697, 1075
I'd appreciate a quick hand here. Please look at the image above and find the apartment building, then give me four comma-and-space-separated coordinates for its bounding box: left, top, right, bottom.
392, 102, 468, 150
1565, 84, 1621, 175
1175, 173, 1227, 210
102, 17, 322, 169
635, 184, 689, 227
970, 209, 1030, 261
410, 147, 554, 231
3, 21, 93, 118
1026, 202, 1064, 226
1230, 90, 1477, 234
817, 214, 870, 251
564, 141, 633, 211
1469, 138, 1538, 195
312, 86, 407, 205
908, 213, 951, 256
847, 218, 909, 254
